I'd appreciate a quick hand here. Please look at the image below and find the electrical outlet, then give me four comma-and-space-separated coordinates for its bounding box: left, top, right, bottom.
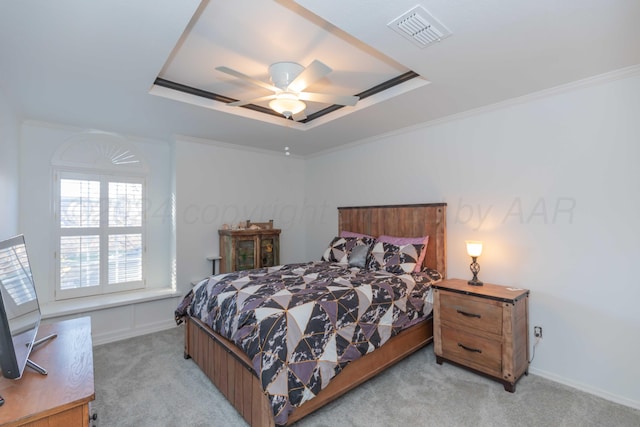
534, 326, 543, 339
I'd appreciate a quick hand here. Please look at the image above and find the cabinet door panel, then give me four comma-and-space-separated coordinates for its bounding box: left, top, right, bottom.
235, 238, 257, 270
260, 237, 277, 267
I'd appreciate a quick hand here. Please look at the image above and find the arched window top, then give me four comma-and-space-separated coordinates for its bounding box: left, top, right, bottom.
52, 131, 147, 173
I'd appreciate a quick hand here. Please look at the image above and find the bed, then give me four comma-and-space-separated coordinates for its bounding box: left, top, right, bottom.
175, 203, 447, 426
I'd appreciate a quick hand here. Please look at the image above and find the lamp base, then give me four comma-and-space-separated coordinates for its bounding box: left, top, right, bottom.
468, 257, 483, 286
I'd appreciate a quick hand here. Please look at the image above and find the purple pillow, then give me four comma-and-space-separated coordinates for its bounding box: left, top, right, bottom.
377, 235, 429, 272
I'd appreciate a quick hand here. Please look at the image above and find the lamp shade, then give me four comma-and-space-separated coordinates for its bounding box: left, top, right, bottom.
466, 241, 483, 257
269, 92, 306, 116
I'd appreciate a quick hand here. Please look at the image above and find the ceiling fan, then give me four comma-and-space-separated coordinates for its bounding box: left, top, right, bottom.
216, 60, 359, 120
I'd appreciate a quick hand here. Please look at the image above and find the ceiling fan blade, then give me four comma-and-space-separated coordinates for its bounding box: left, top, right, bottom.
298, 92, 359, 106
216, 66, 280, 93
291, 111, 307, 122
227, 94, 276, 107
287, 60, 331, 92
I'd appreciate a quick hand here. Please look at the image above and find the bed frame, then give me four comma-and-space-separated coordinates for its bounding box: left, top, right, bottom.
183, 203, 447, 426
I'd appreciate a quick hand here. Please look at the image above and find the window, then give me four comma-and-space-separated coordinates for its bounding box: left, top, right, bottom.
55, 172, 145, 299
0, 241, 36, 306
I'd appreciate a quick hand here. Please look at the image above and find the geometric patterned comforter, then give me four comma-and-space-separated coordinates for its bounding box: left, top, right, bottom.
175, 261, 441, 426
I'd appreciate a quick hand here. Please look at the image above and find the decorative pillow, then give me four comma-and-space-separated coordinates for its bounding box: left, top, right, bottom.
413, 267, 443, 283
348, 243, 371, 268
377, 235, 429, 272
340, 230, 375, 239
366, 241, 425, 274
322, 236, 375, 264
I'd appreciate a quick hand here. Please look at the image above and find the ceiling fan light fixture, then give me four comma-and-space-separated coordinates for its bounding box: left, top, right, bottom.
269, 92, 306, 117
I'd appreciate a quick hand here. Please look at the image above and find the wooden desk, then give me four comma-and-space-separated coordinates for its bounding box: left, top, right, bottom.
0, 317, 95, 426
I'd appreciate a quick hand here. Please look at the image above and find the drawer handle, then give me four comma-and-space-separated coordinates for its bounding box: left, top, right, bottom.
457, 309, 481, 319
458, 343, 482, 353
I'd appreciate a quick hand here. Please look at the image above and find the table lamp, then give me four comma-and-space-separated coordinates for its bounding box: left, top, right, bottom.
465, 241, 483, 286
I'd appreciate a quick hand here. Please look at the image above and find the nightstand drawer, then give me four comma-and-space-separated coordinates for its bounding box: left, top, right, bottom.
439, 292, 503, 335
441, 326, 502, 376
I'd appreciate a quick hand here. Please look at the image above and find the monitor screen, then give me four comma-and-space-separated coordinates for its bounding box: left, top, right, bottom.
0, 235, 41, 379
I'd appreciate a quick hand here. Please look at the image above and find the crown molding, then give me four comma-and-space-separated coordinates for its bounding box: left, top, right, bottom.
308, 64, 640, 159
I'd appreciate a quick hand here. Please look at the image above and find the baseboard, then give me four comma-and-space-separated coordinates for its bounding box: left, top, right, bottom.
92, 319, 178, 346
529, 367, 639, 411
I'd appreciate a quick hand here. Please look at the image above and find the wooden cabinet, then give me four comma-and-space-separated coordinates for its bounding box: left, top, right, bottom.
433, 279, 529, 392
219, 222, 280, 273
0, 317, 95, 426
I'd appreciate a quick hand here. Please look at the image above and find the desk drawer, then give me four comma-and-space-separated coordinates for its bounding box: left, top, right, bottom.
439, 292, 502, 335
441, 326, 502, 376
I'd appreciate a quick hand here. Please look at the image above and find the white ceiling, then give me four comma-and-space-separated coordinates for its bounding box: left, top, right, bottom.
1, 0, 638, 156
153, 0, 428, 127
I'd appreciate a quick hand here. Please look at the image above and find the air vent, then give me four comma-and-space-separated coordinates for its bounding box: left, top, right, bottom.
388, 6, 451, 48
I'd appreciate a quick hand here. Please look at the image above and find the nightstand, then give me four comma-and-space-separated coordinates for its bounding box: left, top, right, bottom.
433, 278, 529, 392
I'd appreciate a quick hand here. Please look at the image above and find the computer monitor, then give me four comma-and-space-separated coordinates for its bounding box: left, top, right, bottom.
0, 235, 43, 379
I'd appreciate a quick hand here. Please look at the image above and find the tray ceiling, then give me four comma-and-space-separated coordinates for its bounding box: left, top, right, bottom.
0, 0, 638, 155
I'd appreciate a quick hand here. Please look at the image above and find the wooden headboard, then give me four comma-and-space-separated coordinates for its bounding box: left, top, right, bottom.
338, 203, 447, 278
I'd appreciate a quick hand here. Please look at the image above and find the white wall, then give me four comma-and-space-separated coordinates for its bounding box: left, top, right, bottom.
173, 137, 309, 295
7, 67, 639, 408
0, 89, 19, 238
19, 121, 177, 343
305, 73, 640, 409
13, 121, 310, 344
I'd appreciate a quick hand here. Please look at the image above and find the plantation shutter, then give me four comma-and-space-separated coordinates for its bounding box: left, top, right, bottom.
107, 182, 143, 285
57, 174, 144, 299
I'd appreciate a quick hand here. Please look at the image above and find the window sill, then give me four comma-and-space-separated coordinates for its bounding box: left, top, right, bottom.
40, 288, 182, 319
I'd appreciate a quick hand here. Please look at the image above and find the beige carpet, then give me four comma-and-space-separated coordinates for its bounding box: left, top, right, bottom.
92, 326, 639, 426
